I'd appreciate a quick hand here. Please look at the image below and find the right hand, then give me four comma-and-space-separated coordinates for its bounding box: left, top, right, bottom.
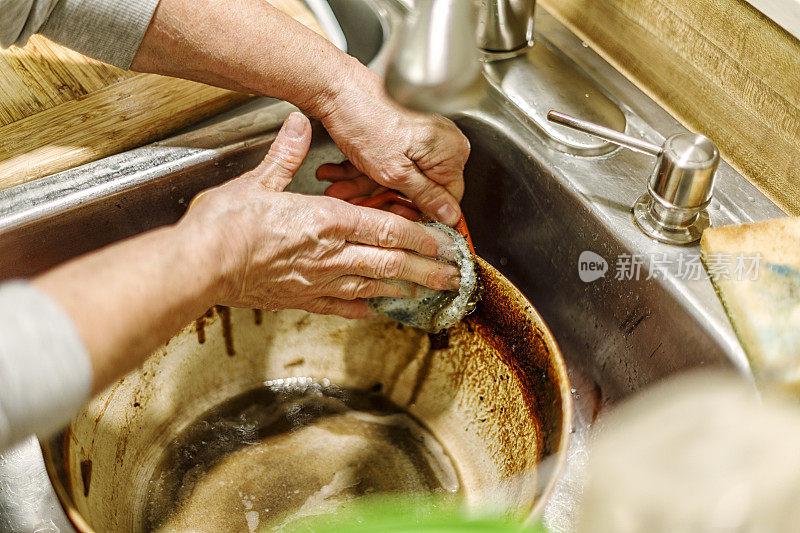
178, 112, 461, 318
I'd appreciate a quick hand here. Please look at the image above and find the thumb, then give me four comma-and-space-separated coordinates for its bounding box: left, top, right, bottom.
255, 112, 312, 192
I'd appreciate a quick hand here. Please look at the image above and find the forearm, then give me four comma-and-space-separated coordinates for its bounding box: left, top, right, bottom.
33, 223, 221, 394
130, 0, 369, 117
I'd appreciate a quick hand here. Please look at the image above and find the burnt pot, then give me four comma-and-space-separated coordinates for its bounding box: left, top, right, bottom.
43, 258, 571, 531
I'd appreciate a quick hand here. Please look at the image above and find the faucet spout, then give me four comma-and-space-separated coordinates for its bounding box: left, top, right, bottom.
384, 0, 537, 114
384, 0, 482, 113
477, 0, 536, 55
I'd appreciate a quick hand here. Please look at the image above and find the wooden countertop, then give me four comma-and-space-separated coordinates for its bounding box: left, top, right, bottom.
0, 0, 325, 191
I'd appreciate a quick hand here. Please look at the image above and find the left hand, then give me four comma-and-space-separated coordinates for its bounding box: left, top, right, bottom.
316, 65, 470, 226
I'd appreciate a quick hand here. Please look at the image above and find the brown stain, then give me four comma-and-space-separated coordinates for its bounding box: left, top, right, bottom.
253, 309, 263, 325
215, 305, 235, 356
408, 348, 436, 407
284, 358, 305, 368
61, 427, 74, 500
80, 460, 92, 497
466, 259, 564, 459
295, 314, 311, 329
195, 317, 206, 344
195, 308, 214, 344
428, 330, 450, 350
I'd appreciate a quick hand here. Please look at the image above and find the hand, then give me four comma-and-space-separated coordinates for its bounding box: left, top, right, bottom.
318, 161, 422, 221
316, 66, 470, 226
179, 112, 462, 318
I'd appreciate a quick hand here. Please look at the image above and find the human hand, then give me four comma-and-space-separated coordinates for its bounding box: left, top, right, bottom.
316, 65, 470, 226
317, 161, 421, 221
179, 112, 461, 318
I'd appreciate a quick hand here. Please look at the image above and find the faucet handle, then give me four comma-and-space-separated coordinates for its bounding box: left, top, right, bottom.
547, 110, 720, 245
547, 110, 662, 156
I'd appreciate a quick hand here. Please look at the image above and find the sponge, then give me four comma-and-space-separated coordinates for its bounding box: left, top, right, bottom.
367, 223, 479, 333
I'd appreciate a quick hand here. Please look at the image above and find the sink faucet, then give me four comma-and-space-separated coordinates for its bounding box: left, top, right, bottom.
383, 0, 629, 157
385, 0, 536, 113
477, 0, 536, 55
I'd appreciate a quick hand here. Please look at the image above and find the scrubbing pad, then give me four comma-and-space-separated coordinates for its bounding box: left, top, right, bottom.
367, 222, 479, 333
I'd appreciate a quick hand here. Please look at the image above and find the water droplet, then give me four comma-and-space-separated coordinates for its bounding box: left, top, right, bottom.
581, 41, 589, 47
585, 93, 590, 98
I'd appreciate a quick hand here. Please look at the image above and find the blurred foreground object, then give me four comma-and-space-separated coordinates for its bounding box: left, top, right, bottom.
283, 495, 542, 533
701, 218, 800, 394
578, 372, 800, 533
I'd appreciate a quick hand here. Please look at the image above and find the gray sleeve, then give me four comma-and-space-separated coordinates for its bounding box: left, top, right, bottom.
1, 0, 161, 69
0, 0, 60, 49
0, 281, 93, 452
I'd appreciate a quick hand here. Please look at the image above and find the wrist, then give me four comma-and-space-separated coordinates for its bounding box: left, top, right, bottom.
171, 220, 228, 309
306, 54, 384, 121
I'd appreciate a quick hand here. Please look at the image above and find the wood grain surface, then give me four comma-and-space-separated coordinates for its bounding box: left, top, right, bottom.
0, 0, 325, 190
540, 0, 800, 216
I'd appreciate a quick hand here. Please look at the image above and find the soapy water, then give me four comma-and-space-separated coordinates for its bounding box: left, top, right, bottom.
143, 377, 460, 532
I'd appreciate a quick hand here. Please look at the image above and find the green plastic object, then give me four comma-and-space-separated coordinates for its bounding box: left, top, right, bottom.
279, 495, 544, 533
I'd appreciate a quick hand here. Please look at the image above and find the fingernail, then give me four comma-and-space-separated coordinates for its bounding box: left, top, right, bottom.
436, 203, 460, 226
283, 112, 306, 139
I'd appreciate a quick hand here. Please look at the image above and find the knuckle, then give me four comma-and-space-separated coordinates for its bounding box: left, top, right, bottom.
270, 145, 305, 171
379, 251, 405, 279
311, 298, 335, 315
422, 268, 441, 290
415, 182, 445, 207
375, 217, 402, 249
379, 165, 413, 189
354, 279, 376, 299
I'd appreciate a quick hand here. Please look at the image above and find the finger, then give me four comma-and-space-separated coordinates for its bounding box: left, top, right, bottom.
440, 168, 465, 202
245, 112, 312, 192
316, 160, 362, 181
387, 204, 422, 221
413, 117, 469, 202
349, 195, 369, 205
322, 276, 418, 300
385, 167, 462, 226
340, 206, 458, 261
303, 297, 374, 319
342, 245, 461, 291
324, 175, 383, 200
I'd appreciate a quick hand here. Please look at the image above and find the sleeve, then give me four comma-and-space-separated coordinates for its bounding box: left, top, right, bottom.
1, 0, 161, 69
0, 280, 93, 452
0, 0, 60, 49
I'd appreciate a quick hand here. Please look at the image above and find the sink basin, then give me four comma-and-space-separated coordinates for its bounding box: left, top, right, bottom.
0, 0, 786, 531
460, 109, 736, 404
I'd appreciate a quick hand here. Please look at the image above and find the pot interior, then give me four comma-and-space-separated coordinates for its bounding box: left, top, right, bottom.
45, 259, 571, 532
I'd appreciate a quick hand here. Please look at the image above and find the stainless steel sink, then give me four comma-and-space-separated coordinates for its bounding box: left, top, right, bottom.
0, 0, 786, 531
